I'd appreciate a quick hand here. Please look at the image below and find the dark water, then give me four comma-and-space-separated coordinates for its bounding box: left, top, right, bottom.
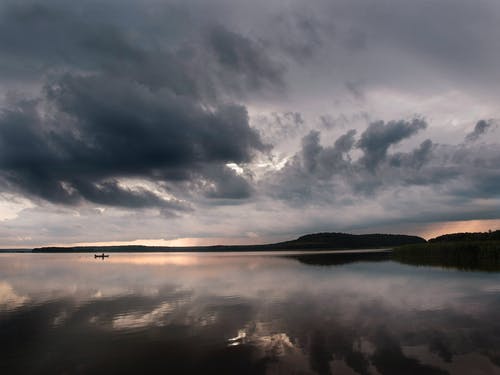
1, 252, 500, 375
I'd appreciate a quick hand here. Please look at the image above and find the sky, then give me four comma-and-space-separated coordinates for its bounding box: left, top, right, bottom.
0, 0, 499, 247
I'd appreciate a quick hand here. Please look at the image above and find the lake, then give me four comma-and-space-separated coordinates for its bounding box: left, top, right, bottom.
1, 251, 500, 374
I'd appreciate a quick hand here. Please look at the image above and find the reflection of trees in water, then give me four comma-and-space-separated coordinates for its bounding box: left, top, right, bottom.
288, 243, 500, 272
287, 251, 391, 266
393, 241, 500, 272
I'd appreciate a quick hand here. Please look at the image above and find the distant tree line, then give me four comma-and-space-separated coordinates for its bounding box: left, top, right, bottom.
393, 229, 500, 272
33, 232, 426, 252
429, 230, 500, 243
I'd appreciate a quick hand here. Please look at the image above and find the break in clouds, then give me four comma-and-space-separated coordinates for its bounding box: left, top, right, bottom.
0, 0, 499, 246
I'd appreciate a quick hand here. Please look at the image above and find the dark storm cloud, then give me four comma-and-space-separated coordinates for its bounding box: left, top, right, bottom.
0, 0, 287, 209
0, 73, 267, 208
46, 74, 266, 167
68, 180, 185, 209
465, 120, 495, 142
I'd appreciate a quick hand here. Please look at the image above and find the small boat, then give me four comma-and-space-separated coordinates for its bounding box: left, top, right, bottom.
94, 253, 109, 259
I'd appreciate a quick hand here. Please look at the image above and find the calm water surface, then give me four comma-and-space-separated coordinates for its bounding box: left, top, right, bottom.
1, 252, 500, 374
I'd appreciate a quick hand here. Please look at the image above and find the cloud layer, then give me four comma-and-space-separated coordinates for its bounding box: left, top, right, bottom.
0, 0, 499, 246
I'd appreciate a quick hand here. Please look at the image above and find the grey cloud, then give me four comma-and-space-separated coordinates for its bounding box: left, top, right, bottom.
1, 0, 500, 244
3, 0, 500, 99
253, 112, 305, 144
389, 139, 434, 169
264, 129, 357, 204
69, 180, 188, 210
357, 119, 427, 171
264, 119, 500, 210
0, 0, 285, 209
465, 120, 495, 142
208, 26, 285, 93
440, 143, 500, 199
0, 2, 146, 85
46, 74, 266, 166
318, 114, 370, 131
334, 129, 357, 154
360, 0, 500, 72
265, 10, 332, 62
0, 1, 285, 100
301, 131, 322, 173
0, 73, 267, 208
317, 0, 500, 95
301, 129, 356, 177
201, 165, 253, 201
344, 81, 365, 100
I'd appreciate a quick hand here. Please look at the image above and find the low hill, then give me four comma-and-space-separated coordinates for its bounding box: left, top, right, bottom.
280, 232, 426, 250
392, 229, 500, 271
33, 232, 425, 253
429, 230, 500, 243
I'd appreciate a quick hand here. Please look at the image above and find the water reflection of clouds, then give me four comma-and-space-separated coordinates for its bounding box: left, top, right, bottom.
112, 302, 175, 329
1, 253, 500, 374
1, 253, 500, 315
0, 281, 28, 311
403, 346, 500, 375
79, 254, 202, 266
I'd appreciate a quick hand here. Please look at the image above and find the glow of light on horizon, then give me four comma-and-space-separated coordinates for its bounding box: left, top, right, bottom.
38, 219, 500, 248
46, 236, 282, 249
418, 219, 500, 240
81, 255, 200, 266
